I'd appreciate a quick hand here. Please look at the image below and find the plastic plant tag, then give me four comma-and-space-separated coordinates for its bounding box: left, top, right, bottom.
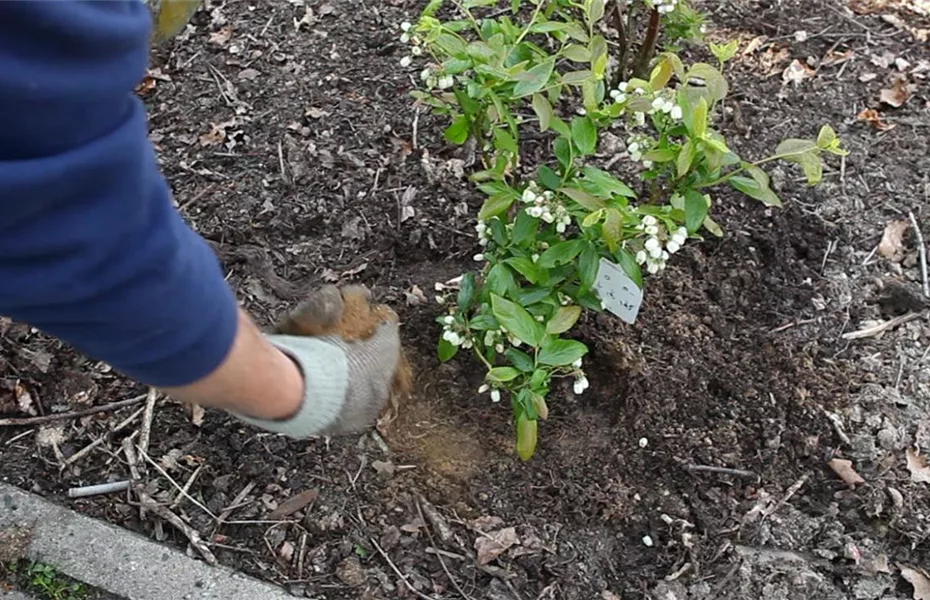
593, 258, 643, 324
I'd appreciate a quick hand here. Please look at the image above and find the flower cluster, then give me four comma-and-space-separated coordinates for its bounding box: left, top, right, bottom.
650, 92, 683, 120
398, 22, 422, 67
633, 216, 687, 274
477, 383, 502, 402
571, 358, 589, 394
440, 315, 473, 349
521, 183, 572, 233
625, 133, 655, 168
652, 0, 679, 14
475, 219, 494, 247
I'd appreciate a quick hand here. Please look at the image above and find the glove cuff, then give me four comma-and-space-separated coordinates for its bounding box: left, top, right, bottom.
227, 334, 349, 438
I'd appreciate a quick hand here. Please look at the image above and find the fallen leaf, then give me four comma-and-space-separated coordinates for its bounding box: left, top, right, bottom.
158, 448, 183, 472
371, 460, 396, 478
742, 35, 766, 55
901, 566, 930, 600
877, 219, 909, 260
13, 381, 36, 416
905, 448, 930, 484
822, 49, 854, 67
871, 51, 897, 68
199, 123, 227, 146
278, 540, 295, 562
35, 426, 65, 448
237, 68, 261, 81
880, 77, 911, 107
475, 527, 519, 565
400, 205, 415, 223
404, 285, 427, 306
783, 59, 816, 84
267, 489, 319, 519
859, 72, 879, 82
209, 26, 232, 45
857, 108, 896, 131
470, 515, 504, 532
828, 458, 866, 487
190, 403, 205, 427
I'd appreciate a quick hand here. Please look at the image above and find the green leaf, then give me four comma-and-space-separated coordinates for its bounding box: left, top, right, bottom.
458, 272, 476, 311
703, 215, 724, 237
486, 263, 518, 298
562, 22, 590, 42
538, 239, 585, 269
538, 338, 588, 366
512, 210, 540, 245
435, 33, 467, 57
549, 116, 570, 137
581, 166, 636, 199
816, 125, 837, 148
562, 44, 591, 62
513, 59, 555, 97
538, 165, 561, 190
443, 116, 470, 145
643, 148, 676, 163
554, 137, 572, 171
492, 127, 518, 156
571, 116, 597, 155
466, 40, 497, 61
491, 294, 545, 348
559, 186, 605, 210
775, 138, 817, 156
649, 56, 674, 90
692, 97, 708, 138
479, 193, 516, 220
683, 190, 708, 233
582, 208, 605, 228
546, 305, 582, 334
532, 93, 553, 131
516, 414, 538, 460
562, 70, 593, 85
506, 348, 535, 372
614, 248, 643, 288
578, 243, 599, 289
743, 162, 770, 188
677, 139, 695, 177
586, 0, 605, 25
603, 208, 622, 252
506, 257, 545, 284
487, 367, 521, 383
687, 63, 729, 102
729, 176, 783, 207
710, 40, 739, 64
438, 338, 458, 361
469, 314, 499, 330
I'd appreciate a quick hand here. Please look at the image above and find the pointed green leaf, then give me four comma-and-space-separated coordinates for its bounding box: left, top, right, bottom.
491, 294, 545, 348
506, 348, 535, 372
546, 306, 582, 334
438, 338, 458, 361
478, 193, 516, 220
538, 239, 585, 269
487, 366, 521, 383
581, 166, 636, 199
516, 414, 538, 460
571, 116, 597, 155
560, 186, 605, 211
562, 70, 593, 85
443, 116, 470, 145
562, 44, 591, 62
538, 338, 588, 366
677, 139, 695, 177
513, 59, 555, 97
603, 208, 622, 252
532, 93, 553, 131
684, 190, 708, 233
692, 97, 708, 138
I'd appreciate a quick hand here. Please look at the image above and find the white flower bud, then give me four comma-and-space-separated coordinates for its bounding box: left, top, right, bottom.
556, 222, 566, 233
478, 384, 489, 394
644, 237, 661, 252
647, 262, 660, 274
541, 210, 555, 224
473, 253, 485, 261
411, 45, 422, 56
522, 189, 537, 203
666, 240, 680, 254
490, 389, 501, 402
420, 68, 431, 81
400, 33, 410, 43
643, 160, 654, 169
671, 105, 682, 120
495, 343, 505, 353
636, 250, 648, 264
400, 56, 412, 68
572, 358, 583, 368
438, 75, 454, 89
619, 82, 629, 92
443, 315, 455, 325
645, 225, 659, 236
436, 295, 446, 304
651, 97, 665, 111
573, 376, 589, 394
627, 142, 640, 154
642, 215, 657, 226
400, 21, 412, 31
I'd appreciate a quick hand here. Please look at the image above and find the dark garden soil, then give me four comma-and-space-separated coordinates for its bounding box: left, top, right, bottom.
2, 0, 929, 598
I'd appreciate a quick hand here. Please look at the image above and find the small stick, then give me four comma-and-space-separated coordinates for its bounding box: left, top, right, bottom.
67, 480, 130, 498
137, 388, 159, 464
0, 394, 146, 427
684, 464, 758, 480
416, 498, 474, 600
136, 444, 218, 520
841, 312, 921, 340
61, 406, 145, 469
370, 537, 440, 600
215, 481, 257, 528
170, 464, 204, 510
122, 435, 141, 481
412, 107, 420, 151
762, 474, 809, 519
908, 210, 929, 298
136, 485, 217, 566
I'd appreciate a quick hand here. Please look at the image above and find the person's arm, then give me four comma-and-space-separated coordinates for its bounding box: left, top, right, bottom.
0, 1, 397, 434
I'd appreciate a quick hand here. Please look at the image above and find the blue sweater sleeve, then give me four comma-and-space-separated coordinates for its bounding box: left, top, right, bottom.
0, 1, 240, 387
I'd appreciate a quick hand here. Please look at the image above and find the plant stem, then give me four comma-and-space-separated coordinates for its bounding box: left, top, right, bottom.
632, 8, 660, 79
514, 0, 547, 46
611, 0, 629, 86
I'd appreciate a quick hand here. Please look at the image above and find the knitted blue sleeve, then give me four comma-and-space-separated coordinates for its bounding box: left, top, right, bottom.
0, 1, 240, 387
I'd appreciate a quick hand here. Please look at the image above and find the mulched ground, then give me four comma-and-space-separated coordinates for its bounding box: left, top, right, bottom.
2, 0, 929, 598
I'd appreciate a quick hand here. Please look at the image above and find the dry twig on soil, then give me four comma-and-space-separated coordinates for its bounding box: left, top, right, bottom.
61, 406, 146, 469
684, 464, 759, 480
416, 497, 474, 600
137, 388, 158, 464
841, 312, 921, 340
0, 394, 146, 427
908, 210, 929, 298
67, 480, 130, 498
135, 485, 217, 566
370, 537, 441, 600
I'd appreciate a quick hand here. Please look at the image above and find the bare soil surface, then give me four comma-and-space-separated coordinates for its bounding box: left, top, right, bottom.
2, 1, 929, 599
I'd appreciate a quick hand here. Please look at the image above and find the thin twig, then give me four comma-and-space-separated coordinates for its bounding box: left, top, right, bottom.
171, 465, 204, 510
762, 474, 809, 519
841, 312, 921, 340
136, 485, 217, 566
67, 480, 130, 499
122, 435, 141, 481
215, 481, 257, 528
370, 537, 441, 600
61, 407, 146, 469
0, 394, 146, 427
416, 498, 474, 600
137, 388, 158, 464
684, 464, 758, 480
412, 107, 421, 151
908, 210, 929, 298
136, 444, 218, 521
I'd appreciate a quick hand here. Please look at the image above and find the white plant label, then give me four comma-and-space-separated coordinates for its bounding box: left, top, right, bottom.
593, 257, 643, 324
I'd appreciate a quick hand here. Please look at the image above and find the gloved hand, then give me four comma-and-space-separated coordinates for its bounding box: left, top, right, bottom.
229, 285, 401, 438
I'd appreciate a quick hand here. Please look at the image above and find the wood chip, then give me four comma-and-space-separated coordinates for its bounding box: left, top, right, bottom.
828, 458, 866, 488
267, 489, 319, 520
901, 566, 930, 600
878, 219, 909, 260
880, 76, 912, 107
783, 59, 816, 84
905, 448, 930, 484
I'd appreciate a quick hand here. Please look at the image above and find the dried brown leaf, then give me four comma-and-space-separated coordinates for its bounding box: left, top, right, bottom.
828, 458, 866, 488
13, 381, 36, 416
475, 527, 519, 565
880, 77, 911, 107
877, 219, 909, 260
267, 489, 319, 519
190, 403, 205, 427
278, 540, 295, 563
857, 108, 896, 131
783, 59, 816, 84
742, 35, 766, 56
209, 26, 232, 46
901, 566, 930, 600
822, 49, 855, 67
905, 448, 930, 484
404, 285, 427, 306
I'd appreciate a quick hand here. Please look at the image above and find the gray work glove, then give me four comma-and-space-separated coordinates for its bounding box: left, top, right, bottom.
230, 285, 401, 438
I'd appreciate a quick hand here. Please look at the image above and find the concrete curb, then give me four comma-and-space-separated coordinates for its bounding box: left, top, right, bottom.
0, 483, 293, 600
